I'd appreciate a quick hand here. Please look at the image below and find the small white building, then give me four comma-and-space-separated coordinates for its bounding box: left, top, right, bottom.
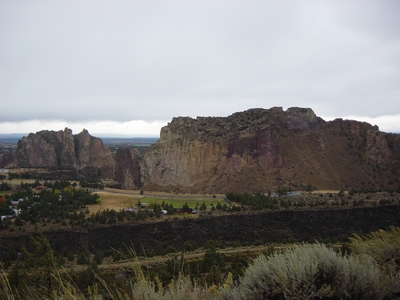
12, 209, 21, 216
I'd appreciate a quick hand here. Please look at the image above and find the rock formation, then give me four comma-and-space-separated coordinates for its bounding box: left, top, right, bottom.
8, 107, 400, 193
0, 152, 15, 168
74, 129, 115, 178
114, 148, 142, 189
141, 107, 400, 193
14, 128, 114, 178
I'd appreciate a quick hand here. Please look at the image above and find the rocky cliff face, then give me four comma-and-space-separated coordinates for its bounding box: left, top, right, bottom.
14, 128, 114, 178
74, 129, 115, 178
0, 152, 15, 168
141, 107, 400, 193
10, 107, 400, 193
114, 148, 142, 189
15, 128, 78, 168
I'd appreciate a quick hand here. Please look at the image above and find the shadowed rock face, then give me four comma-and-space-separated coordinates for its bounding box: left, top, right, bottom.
114, 148, 142, 189
74, 129, 114, 178
141, 107, 400, 193
0, 152, 15, 168
14, 128, 114, 178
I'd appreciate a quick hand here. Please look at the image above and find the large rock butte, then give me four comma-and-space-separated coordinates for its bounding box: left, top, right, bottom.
14, 128, 114, 178
140, 107, 400, 193
8, 107, 400, 193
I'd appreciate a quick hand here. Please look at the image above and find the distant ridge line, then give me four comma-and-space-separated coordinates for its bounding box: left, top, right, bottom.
0, 134, 159, 145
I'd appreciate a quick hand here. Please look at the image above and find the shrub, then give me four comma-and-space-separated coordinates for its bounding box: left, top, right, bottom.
349, 226, 400, 269
220, 243, 400, 300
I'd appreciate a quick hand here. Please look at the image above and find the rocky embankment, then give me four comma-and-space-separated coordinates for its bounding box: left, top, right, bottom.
1, 205, 399, 256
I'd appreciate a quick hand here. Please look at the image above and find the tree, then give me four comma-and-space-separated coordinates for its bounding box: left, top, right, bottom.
93, 250, 103, 265
0, 182, 11, 191
17, 232, 57, 292
77, 251, 89, 265
14, 216, 23, 226
202, 242, 225, 272
200, 201, 207, 212
153, 203, 162, 218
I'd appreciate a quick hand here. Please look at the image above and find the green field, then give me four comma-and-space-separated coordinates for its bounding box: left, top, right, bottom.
142, 196, 225, 209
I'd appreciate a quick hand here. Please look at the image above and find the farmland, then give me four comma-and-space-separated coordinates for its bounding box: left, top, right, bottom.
89, 189, 226, 215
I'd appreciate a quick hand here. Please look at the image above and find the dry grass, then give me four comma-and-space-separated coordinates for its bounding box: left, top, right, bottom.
7, 179, 36, 185
87, 191, 144, 214
310, 190, 341, 194
89, 187, 224, 214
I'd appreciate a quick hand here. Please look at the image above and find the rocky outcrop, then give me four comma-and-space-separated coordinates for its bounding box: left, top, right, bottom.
114, 148, 142, 189
0, 152, 15, 168
15, 128, 78, 168
74, 129, 115, 178
9, 107, 400, 193
141, 107, 400, 193
14, 128, 114, 178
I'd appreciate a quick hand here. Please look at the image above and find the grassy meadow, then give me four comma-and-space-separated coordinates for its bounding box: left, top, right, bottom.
89, 190, 225, 214
141, 196, 225, 209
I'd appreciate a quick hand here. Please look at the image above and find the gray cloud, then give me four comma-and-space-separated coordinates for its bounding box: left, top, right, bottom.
1, 0, 399, 133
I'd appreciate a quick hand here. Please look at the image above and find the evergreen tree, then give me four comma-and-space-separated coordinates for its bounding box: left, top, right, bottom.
200, 201, 207, 212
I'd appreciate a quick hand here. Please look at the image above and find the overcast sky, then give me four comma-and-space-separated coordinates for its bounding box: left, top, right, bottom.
1, 0, 399, 137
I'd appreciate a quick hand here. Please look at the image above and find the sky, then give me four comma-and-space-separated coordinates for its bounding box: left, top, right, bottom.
1, 0, 399, 137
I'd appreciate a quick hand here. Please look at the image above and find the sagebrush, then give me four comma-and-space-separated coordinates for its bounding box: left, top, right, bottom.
2, 228, 400, 299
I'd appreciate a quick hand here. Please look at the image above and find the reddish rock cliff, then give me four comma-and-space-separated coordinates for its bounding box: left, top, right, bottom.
10, 107, 400, 193
141, 107, 400, 193
74, 129, 114, 178
14, 128, 114, 178
15, 128, 78, 168
114, 148, 142, 189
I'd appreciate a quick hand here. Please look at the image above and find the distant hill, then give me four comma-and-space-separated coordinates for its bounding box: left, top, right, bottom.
0, 134, 25, 144
0, 134, 159, 146
101, 137, 158, 145
101, 137, 159, 157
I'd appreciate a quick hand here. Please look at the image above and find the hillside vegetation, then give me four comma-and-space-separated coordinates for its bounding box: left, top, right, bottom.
1, 227, 400, 299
